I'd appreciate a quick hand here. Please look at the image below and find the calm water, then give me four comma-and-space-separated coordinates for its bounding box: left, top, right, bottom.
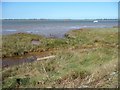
2, 20, 117, 38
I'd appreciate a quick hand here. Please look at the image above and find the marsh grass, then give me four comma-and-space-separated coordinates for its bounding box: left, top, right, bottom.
2, 27, 118, 88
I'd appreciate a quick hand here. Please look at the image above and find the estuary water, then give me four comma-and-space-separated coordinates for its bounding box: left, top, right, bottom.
2, 19, 117, 38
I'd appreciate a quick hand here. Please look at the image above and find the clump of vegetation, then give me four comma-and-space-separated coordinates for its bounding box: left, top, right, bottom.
2, 33, 69, 58
2, 27, 118, 88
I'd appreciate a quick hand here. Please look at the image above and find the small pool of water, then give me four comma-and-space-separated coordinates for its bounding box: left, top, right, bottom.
2, 51, 52, 68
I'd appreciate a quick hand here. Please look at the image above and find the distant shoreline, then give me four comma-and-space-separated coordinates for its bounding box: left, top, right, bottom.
2, 19, 118, 21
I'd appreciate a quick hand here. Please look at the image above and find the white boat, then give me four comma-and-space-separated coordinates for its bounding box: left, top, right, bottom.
93, 20, 98, 23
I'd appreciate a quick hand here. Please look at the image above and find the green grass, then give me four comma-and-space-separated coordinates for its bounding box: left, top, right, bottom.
2, 27, 118, 88
2, 33, 69, 57
2, 28, 118, 58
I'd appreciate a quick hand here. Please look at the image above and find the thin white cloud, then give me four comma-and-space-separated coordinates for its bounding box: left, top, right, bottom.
1, 0, 120, 2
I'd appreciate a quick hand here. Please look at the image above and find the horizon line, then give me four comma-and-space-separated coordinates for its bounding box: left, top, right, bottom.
2, 18, 118, 20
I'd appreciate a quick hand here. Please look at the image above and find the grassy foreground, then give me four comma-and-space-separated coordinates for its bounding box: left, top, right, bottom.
2, 28, 118, 88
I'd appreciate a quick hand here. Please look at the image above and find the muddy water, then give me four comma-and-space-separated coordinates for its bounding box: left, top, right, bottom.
2, 56, 36, 68
2, 51, 52, 68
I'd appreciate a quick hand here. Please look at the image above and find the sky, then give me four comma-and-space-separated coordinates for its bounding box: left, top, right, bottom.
2, 2, 118, 19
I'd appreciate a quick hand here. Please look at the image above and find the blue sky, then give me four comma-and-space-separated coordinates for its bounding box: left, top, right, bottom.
2, 2, 118, 19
